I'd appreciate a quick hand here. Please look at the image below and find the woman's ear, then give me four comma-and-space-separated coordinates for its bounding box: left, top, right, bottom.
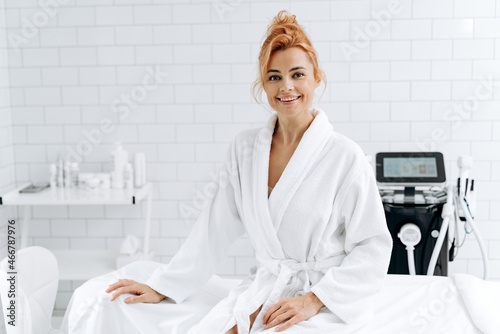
315, 78, 321, 88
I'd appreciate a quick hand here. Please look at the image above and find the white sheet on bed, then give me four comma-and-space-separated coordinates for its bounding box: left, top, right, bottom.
58, 261, 496, 334
452, 273, 500, 334
58, 261, 241, 334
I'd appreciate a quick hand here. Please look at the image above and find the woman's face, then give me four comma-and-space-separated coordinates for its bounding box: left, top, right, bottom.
263, 46, 320, 118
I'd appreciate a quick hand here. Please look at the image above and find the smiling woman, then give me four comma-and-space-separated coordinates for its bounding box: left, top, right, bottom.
264, 48, 319, 120
252, 10, 326, 105
61, 9, 393, 334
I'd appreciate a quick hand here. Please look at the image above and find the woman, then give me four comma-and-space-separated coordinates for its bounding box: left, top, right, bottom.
105, 10, 392, 333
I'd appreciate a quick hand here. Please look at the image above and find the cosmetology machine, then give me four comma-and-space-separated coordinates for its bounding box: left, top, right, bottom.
375, 152, 488, 279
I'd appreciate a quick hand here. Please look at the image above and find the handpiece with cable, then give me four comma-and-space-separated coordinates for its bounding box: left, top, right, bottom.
457, 157, 472, 220
469, 180, 476, 217
427, 183, 454, 276
455, 156, 488, 280
398, 223, 422, 275
457, 194, 488, 280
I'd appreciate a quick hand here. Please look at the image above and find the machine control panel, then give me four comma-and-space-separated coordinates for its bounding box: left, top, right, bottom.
376, 152, 447, 204
376, 152, 446, 187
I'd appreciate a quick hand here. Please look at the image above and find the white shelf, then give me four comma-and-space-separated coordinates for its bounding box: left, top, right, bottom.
0, 182, 152, 206
0, 182, 154, 281
53, 249, 120, 281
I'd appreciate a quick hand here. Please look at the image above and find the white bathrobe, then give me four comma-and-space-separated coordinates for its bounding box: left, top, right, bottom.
145, 108, 393, 333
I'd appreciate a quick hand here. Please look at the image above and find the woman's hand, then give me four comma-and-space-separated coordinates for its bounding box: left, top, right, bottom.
262, 292, 324, 332
105, 279, 166, 304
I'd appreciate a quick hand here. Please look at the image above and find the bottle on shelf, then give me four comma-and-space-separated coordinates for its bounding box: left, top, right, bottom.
124, 163, 134, 189
56, 154, 64, 187
70, 162, 79, 188
111, 142, 129, 189
134, 153, 146, 188
49, 164, 57, 188
64, 161, 71, 188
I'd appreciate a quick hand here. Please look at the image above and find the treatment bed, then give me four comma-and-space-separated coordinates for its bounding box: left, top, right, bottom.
59, 260, 500, 334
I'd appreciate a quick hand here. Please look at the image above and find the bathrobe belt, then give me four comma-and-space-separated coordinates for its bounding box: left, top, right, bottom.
232, 256, 344, 333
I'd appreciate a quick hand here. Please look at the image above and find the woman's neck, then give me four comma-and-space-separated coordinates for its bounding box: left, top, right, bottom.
274, 110, 315, 145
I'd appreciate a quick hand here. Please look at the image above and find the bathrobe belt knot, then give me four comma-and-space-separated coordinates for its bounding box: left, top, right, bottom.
232, 256, 343, 333
263, 257, 343, 308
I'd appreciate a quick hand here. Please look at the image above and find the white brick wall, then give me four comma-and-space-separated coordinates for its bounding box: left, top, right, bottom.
1, 0, 500, 318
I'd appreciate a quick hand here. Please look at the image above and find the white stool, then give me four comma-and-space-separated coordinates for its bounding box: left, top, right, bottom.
0, 246, 59, 334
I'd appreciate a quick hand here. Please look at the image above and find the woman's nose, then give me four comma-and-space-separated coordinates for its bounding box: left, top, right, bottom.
280, 78, 293, 92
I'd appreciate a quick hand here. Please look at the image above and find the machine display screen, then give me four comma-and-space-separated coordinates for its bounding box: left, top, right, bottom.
383, 157, 438, 178
376, 152, 446, 185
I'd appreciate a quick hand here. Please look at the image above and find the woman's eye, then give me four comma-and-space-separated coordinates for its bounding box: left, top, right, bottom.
293, 72, 304, 78
269, 75, 280, 81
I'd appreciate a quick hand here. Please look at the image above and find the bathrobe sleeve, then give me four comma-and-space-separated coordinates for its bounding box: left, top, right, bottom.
310, 156, 393, 324
146, 139, 246, 304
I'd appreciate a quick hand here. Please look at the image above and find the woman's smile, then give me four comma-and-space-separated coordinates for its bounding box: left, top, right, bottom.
277, 95, 301, 105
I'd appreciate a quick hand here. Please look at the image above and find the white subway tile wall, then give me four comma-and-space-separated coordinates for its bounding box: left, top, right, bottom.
0, 0, 499, 317
0, 0, 15, 293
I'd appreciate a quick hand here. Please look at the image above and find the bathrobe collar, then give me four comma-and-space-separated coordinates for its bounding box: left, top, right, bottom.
252, 108, 333, 259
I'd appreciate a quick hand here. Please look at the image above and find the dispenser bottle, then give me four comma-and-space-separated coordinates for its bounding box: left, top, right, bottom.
134, 153, 146, 188
70, 162, 79, 188
111, 142, 129, 189
124, 163, 134, 189
64, 161, 71, 188
56, 155, 64, 187
49, 164, 57, 188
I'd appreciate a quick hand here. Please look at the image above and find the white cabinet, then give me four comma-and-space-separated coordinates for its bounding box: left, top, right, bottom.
0, 183, 153, 280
